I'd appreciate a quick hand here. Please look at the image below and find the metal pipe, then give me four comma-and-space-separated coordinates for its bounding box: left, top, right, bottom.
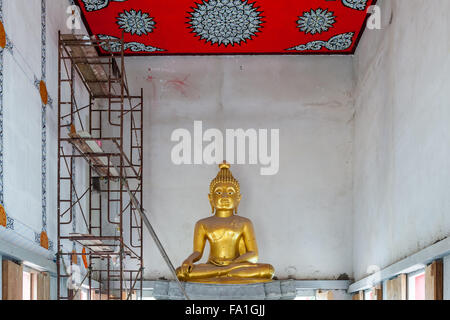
57, 30, 62, 300
118, 171, 189, 300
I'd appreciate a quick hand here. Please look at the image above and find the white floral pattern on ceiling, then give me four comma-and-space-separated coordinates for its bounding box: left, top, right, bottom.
297, 8, 336, 35
342, 0, 368, 11
117, 9, 156, 36
81, 0, 127, 12
97, 34, 165, 52
188, 0, 264, 47
286, 32, 354, 52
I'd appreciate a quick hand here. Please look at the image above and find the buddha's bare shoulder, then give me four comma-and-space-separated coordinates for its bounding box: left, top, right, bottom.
233, 215, 252, 224
196, 216, 252, 225
196, 216, 218, 226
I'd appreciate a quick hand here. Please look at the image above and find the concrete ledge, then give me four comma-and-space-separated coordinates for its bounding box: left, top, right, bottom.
0, 233, 56, 275
152, 280, 296, 300
295, 280, 350, 290
139, 279, 351, 299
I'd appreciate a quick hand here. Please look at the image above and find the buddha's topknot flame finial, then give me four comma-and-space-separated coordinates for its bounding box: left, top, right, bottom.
219, 160, 230, 170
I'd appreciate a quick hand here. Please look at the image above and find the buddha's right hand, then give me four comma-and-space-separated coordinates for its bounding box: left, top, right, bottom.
181, 259, 194, 275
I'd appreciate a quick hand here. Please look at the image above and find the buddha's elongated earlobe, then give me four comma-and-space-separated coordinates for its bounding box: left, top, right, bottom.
234, 193, 241, 215
208, 194, 214, 214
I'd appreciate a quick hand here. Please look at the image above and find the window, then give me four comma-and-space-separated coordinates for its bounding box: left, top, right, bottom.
364, 289, 374, 300
22, 270, 38, 300
22, 271, 31, 300
408, 270, 425, 300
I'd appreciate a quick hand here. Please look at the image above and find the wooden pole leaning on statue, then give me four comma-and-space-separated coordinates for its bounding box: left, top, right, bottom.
114, 167, 190, 300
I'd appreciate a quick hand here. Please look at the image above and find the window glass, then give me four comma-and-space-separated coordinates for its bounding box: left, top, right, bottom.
364, 289, 374, 300
408, 271, 425, 300
23, 271, 31, 300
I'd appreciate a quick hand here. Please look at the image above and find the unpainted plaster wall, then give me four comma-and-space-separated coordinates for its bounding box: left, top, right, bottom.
125, 55, 355, 280
352, 0, 450, 281
2, 0, 89, 262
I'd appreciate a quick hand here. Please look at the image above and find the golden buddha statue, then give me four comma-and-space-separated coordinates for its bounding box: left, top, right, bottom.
176, 161, 275, 284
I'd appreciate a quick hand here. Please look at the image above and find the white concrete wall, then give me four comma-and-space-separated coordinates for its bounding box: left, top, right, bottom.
1, 0, 90, 283
352, 0, 450, 281
125, 55, 355, 280
3, 0, 44, 238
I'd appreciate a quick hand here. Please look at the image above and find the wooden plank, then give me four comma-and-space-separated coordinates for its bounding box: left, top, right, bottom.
60, 34, 110, 97
2, 260, 23, 300
386, 274, 407, 300
352, 290, 364, 300
372, 284, 383, 300
0, 255, 2, 300
67, 131, 119, 179
425, 260, 443, 300
444, 255, 450, 299
37, 272, 50, 300
316, 290, 334, 300
91, 289, 101, 300
44, 273, 50, 300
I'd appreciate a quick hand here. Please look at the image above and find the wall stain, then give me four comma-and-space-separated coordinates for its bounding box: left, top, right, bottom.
165, 75, 190, 97
145, 67, 158, 107
146, 67, 191, 98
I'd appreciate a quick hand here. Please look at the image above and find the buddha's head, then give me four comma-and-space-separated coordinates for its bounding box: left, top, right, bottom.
208, 161, 241, 214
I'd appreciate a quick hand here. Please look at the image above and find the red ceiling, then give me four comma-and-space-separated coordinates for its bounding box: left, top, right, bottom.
75, 0, 376, 55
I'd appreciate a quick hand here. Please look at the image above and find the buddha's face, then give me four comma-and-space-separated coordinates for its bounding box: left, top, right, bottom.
209, 182, 241, 211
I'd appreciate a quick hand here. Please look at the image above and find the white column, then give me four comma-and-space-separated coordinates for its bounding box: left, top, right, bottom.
444, 255, 450, 300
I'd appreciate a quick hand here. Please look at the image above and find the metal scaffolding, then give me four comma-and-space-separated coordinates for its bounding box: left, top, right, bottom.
57, 32, 143, 300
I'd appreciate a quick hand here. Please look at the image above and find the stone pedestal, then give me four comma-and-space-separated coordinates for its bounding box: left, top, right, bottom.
153, 280, 296, 300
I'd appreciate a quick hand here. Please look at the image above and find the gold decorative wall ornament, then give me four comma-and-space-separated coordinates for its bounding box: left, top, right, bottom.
39, 80, 48, 105
0, 204, 6, 227
176, 161, 275, 284
40, 231, 49, 249
0, 20, 6, 49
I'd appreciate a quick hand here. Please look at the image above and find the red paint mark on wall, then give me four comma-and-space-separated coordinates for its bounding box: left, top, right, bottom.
165, 75, 190, 97
145, 67, 192, 99
145, 67, 158, 106
146, 67, 154, 81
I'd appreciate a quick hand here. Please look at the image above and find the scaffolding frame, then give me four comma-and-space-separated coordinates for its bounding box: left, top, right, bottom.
57, 31, 144, 300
